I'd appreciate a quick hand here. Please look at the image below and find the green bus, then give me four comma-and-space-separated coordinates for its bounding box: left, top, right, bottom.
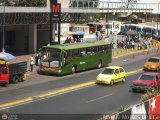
38, 41, 112, 75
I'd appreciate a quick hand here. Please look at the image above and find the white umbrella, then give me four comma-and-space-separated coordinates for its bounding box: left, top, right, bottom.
0, 53, 6, 58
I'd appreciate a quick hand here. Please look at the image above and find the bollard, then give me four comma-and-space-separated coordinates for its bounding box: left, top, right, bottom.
118, 51, 121, 55
132, 53, 135, 59
156, 46, 159, 53
122, 50, 124, 54
113, 52, 116, 56
126, 49, 128, 53
142, 50, 145, 56
147, 49, 149, 54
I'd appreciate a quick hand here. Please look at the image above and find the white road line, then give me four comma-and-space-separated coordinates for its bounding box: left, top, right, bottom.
86, 94, 113, 103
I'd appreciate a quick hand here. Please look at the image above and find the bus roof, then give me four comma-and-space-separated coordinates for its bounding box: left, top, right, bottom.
43, 41, 110, 50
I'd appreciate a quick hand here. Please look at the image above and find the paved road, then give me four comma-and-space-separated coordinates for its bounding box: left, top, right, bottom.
0, 73, 143, 120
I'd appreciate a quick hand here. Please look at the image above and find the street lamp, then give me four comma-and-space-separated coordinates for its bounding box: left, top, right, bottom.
1, 1, 5, 52
157, 2, 159, 35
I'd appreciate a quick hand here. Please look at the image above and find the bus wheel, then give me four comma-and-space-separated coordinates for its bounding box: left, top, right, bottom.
71, 66, 76, 74
97, 60, 102, 69
12, 75, 20, 84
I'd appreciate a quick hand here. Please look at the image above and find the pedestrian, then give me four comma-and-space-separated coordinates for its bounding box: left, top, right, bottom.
131, 40, 135, 49
30, 55, 34, 72
35, 52, 39, 66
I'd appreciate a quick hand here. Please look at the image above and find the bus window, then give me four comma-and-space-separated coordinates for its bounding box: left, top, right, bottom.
98, 46, 104, 52
72, 49, 79, 57
86, 48, 93, 55
80, 48, 86, 56
64, 50, 71, 65
92, 47, 98, 54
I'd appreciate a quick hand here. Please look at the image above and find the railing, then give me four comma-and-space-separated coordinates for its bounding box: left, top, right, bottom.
70, 1, 155, 10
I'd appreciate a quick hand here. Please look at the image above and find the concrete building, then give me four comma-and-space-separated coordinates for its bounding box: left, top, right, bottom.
0, 0, 70, 54
0, 0, 160, 55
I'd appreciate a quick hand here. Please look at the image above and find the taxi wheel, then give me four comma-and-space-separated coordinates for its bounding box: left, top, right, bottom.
110, 80, 114, 86
122, 77, 126, 83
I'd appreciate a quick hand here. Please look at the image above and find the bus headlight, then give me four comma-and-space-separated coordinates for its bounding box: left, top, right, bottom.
58, 70, 62, 72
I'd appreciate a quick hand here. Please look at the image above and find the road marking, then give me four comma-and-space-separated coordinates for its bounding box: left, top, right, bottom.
126, 68, 142, 75
0, 68, 143, 110
0, 97, 32, 109
36, 81, 95, 99
86, 94, 113, 103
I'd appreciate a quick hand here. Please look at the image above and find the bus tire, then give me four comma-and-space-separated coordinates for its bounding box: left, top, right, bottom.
11, 75, 20, 84
71, 66, 76, 74
97, 60, 102, 69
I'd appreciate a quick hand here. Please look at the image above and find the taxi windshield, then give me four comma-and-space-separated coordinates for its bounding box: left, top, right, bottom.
148, 58, 159, 62
101, 68, 114, 74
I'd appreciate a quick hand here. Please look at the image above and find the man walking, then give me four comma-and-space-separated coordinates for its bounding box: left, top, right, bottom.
30, 55, 34, 72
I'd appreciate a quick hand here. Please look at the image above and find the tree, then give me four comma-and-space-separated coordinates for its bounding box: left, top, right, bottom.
0, 0, 46, 7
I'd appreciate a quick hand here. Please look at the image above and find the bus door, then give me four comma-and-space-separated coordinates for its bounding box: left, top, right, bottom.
85, 47, 96, 69
79, 49, 87, 70
63, 50, 71, 66
0, 66, 9, 84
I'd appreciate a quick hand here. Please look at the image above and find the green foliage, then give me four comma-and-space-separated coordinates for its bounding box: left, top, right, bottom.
116, 105, 130, 113
1, 0, 46, 7
141, 85, 160, 102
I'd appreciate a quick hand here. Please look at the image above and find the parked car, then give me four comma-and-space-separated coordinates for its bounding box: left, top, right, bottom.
143, 57, 160, 72
95, 66, 126, 85
130, 72, 160, 92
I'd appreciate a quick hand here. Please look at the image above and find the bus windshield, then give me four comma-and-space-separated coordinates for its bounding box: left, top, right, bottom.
42, 48, 61, 62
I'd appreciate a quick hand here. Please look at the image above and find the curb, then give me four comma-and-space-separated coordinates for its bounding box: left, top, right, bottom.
26, 71, 38, 76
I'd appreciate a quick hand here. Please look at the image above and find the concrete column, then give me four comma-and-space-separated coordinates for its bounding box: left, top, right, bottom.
28, 24, 37, 53
52, 23, 56, 42
47, 0, 50, 8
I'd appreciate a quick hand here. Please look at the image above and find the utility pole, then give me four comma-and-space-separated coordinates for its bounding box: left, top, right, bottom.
106, 2, 109, 37
157, 2, 159, 35
50, 0, 61, 45
2, 1, 5, 52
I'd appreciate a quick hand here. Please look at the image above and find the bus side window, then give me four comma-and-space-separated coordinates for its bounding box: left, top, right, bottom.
92, 47, 98, 54
64, 51, 71, 64
86, 48, 92, 55
80, 48, 86, 57
72, 49, 79, 57
98, 46, 104, 52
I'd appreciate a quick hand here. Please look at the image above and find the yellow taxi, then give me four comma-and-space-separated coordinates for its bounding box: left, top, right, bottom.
95, 66, 126, 85
143, 57, 160, 71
